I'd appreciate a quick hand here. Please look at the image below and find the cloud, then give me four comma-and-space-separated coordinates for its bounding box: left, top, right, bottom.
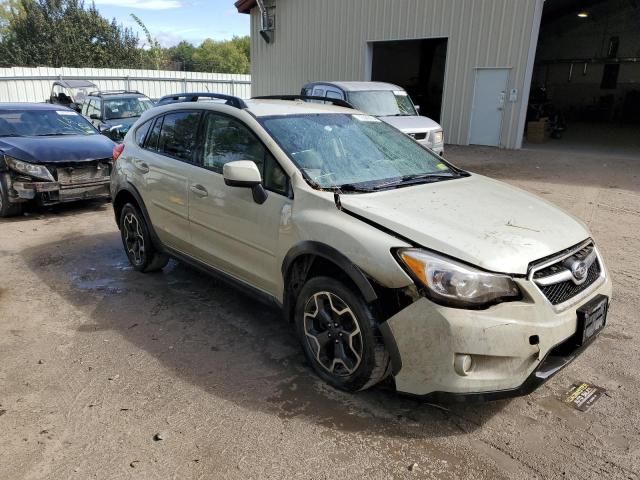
93, 0, 185, 9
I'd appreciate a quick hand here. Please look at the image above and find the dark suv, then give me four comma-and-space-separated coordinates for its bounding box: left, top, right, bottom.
82, 91, 154, 142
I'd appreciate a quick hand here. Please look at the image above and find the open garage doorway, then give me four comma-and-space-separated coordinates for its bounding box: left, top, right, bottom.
370, 38, 447, 123
526, 0, 640, 158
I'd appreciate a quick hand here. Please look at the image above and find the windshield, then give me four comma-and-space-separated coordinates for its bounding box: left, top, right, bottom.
347, 90, 417, 116
260, 113, 456, 190
0, 109, 98, 136
104, 97, 153, 120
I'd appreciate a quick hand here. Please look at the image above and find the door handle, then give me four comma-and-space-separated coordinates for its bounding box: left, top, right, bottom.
190, 184, 208, 197
133, 160, 149, 174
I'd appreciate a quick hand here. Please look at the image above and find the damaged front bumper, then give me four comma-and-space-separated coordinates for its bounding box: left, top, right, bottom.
4, 171, 111, 206
384, 274, 613, 401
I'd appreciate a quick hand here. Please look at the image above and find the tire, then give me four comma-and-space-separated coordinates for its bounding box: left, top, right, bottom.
0, 175, 23, 218
119, 202, 169, 273
294, 276, 390, 392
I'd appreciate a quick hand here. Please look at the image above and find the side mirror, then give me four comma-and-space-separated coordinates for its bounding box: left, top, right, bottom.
71, 102, 82, 113
223, 160, 268, 204
90, 113, 101, 120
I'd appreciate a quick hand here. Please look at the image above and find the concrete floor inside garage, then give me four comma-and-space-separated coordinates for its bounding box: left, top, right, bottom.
523, 121, 640, 160
0, 146, 639, 479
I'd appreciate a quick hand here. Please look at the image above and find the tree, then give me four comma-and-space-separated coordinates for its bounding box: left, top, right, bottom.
0, 0, 23, 39
130, 13, 164, 70
166, 40, 196, 71
0, 0, 140, 68
191, 37, 250, 74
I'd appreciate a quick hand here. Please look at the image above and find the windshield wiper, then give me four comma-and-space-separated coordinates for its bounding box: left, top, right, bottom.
334, 183, 375, 193
371, 173, 456, 190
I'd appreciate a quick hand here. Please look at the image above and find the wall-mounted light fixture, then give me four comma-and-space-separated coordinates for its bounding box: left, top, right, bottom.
577, 10, 589, 18
257, 0, 275, 43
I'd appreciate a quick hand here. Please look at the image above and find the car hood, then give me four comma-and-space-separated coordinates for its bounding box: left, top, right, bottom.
339, 174, 589, 274
0, 135, 115, 164
379, 115, 442, 133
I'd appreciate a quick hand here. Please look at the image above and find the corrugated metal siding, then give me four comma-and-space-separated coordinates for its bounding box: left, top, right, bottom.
250, 0, 541, 148
0, 67, 251, 102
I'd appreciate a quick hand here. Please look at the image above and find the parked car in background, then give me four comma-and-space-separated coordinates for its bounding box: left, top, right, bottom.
302, 81, 445, 155
48, 79, 98, 113
0, 103, 115, 217
110, 96, 611, 401
82, 90, 154, 142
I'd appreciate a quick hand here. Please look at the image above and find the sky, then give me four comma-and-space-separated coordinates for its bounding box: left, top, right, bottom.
92, 0, 250, 47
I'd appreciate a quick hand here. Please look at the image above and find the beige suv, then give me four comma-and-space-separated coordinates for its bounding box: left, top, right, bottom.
110, 95, 612, 401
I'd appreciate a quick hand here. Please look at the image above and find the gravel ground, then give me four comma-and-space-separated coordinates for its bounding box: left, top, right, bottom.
0, 145, 639, 479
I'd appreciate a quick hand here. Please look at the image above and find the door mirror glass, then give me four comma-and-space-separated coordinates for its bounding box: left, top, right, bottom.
90, 113, 101, 120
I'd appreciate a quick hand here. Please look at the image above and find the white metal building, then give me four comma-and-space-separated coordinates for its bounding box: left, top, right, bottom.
236, 0, 640, 152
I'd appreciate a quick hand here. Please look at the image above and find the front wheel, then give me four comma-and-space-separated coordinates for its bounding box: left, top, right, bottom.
294, 276, 390, 392
119, 203, 169, 272
0, 175, 23, 218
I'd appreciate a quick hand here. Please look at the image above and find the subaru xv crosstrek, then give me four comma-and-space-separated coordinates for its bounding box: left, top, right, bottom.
110, 95, 612, 401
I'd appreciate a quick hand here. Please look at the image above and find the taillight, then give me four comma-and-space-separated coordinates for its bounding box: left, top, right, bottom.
113, 143, 125, 162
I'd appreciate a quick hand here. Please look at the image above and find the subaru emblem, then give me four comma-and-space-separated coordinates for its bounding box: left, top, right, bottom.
571, 260, 588, 281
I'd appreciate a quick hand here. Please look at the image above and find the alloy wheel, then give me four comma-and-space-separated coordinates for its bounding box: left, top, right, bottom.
123, 212, 145, 265
303, 291, 363, 376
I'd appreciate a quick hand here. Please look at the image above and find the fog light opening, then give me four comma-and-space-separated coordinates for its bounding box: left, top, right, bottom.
454, 354, 473, 376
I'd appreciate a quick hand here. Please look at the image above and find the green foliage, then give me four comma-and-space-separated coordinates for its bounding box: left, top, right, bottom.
0, 0, 251, 73
0, 0, 140, 68
191, 36, 250, 74
130, 13, 164, 70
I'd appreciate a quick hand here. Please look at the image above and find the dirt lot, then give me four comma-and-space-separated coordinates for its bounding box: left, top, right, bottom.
1, 145, 639, 480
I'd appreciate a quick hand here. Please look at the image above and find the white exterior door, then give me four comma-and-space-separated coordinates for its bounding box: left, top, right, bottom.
469, 68, 509, 147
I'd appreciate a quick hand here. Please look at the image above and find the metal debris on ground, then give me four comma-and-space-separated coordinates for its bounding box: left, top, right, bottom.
563, 382, 606, 412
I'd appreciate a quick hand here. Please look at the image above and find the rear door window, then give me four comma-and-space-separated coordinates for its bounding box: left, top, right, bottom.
157, 111, 202, 162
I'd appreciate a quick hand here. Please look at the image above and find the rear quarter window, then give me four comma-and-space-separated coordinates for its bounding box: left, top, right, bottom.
134, 119, 152, 146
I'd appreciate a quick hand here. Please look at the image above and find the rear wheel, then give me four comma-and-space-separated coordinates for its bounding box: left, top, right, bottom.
0, 175, 23, 218
119, 202, 169, 272
295, 276, 390, 392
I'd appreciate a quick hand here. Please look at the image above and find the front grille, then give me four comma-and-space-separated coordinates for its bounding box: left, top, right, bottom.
530, 241, 603, 306
55, 163, 110, 186
538, 260, 601, 305
409, 132, 427, 141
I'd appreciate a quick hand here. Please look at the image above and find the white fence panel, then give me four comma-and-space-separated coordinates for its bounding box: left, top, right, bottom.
0, 67, 251, 102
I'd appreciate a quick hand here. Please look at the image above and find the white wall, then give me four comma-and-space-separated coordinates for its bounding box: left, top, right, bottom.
0, 67, 252, 103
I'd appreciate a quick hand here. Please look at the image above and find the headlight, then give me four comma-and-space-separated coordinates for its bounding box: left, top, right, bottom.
5, 156, 54, 182
397, 249, 521, 308
431, 130, 444, 145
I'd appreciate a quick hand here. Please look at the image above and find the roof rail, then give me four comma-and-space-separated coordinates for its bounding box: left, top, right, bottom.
252, 95, 355, 109
156, 92, 248, 109
88, 90, 145, 96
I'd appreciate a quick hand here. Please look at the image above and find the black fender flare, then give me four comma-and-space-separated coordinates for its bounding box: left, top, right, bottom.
282, 241, 378, 304
113, 182, 165, 253
281, 241, 402, 376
